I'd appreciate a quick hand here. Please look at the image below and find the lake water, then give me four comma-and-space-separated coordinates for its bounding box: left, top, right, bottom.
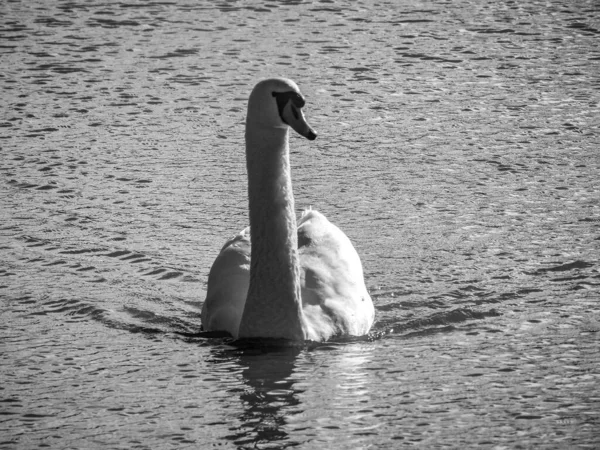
1, 0, 599, 448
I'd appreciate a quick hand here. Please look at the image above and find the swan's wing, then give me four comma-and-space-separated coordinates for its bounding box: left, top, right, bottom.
200, 227, 250, 337
297, 209, 375, 340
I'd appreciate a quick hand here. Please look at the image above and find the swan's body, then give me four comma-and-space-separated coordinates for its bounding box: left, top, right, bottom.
201, 78, 374, 341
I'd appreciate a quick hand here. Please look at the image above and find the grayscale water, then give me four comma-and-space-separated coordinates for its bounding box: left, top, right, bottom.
1, 0, 599, 448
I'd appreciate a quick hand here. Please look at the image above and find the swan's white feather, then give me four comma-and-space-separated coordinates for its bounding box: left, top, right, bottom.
297, 209, 374, 340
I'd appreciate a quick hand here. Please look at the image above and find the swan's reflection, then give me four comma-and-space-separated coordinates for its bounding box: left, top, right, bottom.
210, 344, 302, 448
206, 341, 375, 448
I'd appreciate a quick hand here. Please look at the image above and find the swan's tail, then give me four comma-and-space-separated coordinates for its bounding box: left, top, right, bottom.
219, 226, 250, 252
300, 206, 313, 219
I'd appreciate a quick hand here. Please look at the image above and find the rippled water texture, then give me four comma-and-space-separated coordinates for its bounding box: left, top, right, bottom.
1, 0, 599, 448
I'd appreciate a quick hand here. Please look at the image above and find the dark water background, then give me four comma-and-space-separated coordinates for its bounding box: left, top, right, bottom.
1, 0, 599, 448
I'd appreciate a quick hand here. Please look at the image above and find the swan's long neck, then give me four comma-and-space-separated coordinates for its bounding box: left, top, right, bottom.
238, 124, 305, 340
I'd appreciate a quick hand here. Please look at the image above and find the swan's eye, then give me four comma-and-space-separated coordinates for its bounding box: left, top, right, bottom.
272, 91, 305, 123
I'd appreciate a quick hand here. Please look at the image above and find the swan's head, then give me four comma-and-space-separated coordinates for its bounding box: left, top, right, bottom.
247, 78, 317, 141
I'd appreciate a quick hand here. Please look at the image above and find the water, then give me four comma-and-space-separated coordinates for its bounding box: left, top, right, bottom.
1, 0, 599, 448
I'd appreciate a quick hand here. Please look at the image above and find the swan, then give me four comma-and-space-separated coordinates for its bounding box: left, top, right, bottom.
200, 78, 374, 341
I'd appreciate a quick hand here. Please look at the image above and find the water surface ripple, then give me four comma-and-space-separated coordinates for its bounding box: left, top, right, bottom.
1, 0, 599, 448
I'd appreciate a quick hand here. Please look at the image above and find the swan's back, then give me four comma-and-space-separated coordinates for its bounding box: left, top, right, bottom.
201, 210, 375, 340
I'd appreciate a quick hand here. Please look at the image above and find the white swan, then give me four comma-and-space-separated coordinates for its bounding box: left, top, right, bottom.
200, 78, 374, 341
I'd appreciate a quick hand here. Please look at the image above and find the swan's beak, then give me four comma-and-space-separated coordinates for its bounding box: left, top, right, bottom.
282, 102, 317, 141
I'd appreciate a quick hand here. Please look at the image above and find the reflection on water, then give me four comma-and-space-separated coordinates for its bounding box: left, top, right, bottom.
206, 342, 377, 449
1, 0, 599, 448
224, 347, 300, 447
